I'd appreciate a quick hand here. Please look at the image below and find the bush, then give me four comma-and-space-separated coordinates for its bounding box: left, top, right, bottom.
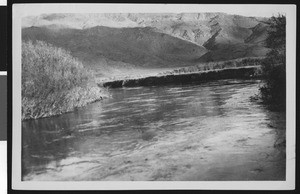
22, 41, 91, 98
22, 40, 108, 120
259, 58, 286, 109
259, 15, 286, 109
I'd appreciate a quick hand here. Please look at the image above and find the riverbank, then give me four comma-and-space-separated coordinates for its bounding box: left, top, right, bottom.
22, 65, 261, 120
101, 66, 261, 88
22, 83, 109, 121
22, 41, 263, 121
21, 66, 261, 121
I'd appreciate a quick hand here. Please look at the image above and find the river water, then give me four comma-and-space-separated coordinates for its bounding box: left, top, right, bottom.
22, 79, 286, 181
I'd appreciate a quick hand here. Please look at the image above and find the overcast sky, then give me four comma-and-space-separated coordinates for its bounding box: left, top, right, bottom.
221, 6, 285, 18
17, 4, 289, 18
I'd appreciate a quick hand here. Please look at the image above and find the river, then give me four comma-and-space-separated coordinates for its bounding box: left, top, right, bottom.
22, 79, 286, 181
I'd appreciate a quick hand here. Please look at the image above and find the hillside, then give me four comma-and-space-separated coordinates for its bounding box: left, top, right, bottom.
22, 13, 270, 62
22, 26, 208, 69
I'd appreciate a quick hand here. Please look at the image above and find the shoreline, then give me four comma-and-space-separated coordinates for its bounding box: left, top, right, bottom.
101, 66, 262, 88
22, 84, 109, 121
23, 66, 262, 121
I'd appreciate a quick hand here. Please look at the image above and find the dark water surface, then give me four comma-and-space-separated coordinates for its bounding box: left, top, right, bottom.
22, 79, 286, 181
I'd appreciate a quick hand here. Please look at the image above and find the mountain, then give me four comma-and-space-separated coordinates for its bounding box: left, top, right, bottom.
22, 26, 208, 69
22, 13, 270, 70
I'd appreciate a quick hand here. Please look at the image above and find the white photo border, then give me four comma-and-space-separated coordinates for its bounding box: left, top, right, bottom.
12, 3, 296, 190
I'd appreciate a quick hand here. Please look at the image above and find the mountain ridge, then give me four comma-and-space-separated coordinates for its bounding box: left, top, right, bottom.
22, 12, 270, 73
22, 13, 269, 47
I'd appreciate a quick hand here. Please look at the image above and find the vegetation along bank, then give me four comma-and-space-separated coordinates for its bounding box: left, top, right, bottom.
22, 41, 109, 121
101, 66, 261, 88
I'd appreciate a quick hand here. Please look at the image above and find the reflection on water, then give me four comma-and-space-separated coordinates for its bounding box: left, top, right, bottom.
22, 79, 286, 181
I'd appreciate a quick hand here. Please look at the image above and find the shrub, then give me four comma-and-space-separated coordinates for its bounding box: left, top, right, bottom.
22, 40, 107, 120
22, 41, 92, 98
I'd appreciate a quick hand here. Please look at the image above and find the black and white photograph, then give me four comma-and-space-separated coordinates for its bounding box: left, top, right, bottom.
12, 3, 296, 190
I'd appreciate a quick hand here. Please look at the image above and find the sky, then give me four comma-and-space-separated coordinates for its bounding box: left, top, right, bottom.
221, 6, 286, 18
16, 4, 290, 18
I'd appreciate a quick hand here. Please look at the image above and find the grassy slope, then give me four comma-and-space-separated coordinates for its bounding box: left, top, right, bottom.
22, 41, 109, 120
